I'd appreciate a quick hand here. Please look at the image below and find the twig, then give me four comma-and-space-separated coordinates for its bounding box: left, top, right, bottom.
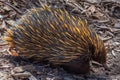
0, 43, 8, 46
0, 1, 23, 15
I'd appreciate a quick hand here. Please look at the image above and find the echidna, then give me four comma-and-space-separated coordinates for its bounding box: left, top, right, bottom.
4, 6, 107, 74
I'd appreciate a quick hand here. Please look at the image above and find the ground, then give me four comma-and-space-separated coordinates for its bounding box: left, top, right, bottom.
0, 0, 120, 80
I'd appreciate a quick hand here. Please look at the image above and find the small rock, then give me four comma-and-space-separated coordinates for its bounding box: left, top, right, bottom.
114, 22, 120, 29
11, 66, 24, 73
86, 0, 101, 3
63, 76, 76, 80
0, 71, 14, 80
73, 75, 85, 80
29, 74, 38, 80
3, 5, 11, 11
112, 42, 120, 46
46, 77, 52, 80
11, 72, 31, 78
0, 71, 5, 78
6, 20, 16, 26
0, 15, 4, 19
52, 76, 63, 80
22, 65, 35, 71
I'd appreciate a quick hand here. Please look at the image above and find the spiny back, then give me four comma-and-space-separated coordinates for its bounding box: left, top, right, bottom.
4, 6, 106, 68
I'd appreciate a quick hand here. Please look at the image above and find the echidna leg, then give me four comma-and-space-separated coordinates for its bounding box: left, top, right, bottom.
61, 61, 90, 74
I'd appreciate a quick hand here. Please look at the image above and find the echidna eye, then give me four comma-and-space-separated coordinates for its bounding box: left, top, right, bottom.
89, 44, 95, 55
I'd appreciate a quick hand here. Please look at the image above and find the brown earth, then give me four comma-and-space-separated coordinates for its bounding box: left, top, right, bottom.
0, 0, 120, 80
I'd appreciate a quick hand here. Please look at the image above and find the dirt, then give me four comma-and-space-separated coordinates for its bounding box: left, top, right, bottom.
0, 0, 120, 80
